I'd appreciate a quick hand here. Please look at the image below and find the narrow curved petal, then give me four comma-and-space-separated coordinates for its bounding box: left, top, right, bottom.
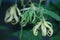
34, 22, 41, 29
45, 23, 53, 36
41, 24, 47, 36
11, 14, 19, 25
5, 15, 13, 23
17, 8, 22, 16
46, 21, 53, 28
4, 9, 13, 23
33, 27, 38, 36
9, 5, 19, 25
33, 21, 41, 36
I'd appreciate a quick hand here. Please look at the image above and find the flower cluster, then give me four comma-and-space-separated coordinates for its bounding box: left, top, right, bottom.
4, 3, 54, 37
4, 4, 22, 25
33, 18, 53, 36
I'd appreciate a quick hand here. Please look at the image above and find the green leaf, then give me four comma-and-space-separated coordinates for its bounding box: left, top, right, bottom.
44, 9, 60, 21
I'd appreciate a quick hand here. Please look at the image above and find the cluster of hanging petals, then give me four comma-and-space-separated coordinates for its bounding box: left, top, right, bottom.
4, 4, 21, 25
33, 18, 53, 37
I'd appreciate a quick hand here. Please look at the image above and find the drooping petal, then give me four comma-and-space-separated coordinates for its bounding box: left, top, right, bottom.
9, 5, 20, 25
33, 27, 38, 36
11, 13, 19, 25
41, 24, 47, 36
4, 7, 13, 23
46, 21, 53, 28
45, 23, 53, 36
34, 22, 42, 30
17, 8, 22, 16
5, 15, 13, 23
33, 21, 41, 36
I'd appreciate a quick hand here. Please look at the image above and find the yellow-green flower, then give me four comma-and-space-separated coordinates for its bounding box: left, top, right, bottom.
4, 4, 21, 25
33, 18, 53, 36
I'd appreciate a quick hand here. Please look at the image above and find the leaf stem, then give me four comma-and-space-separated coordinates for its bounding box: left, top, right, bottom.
20, 26, 23, 40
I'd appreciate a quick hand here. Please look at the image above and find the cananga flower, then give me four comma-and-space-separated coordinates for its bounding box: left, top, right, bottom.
33, 17, 53, 36
4, 4, 21, 25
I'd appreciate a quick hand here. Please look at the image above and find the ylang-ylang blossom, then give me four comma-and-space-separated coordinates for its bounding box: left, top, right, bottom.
33, 17, 53, 37
4, 4, 22, 25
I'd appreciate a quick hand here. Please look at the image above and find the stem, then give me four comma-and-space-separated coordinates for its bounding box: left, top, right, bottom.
20, 7, 31, 11
39, 0, 41, 6
20, 6, 38, 11
18, 26, 23, 40
39, 0, 45, 20
20, 26, 23, 40
20, 0, 25, 8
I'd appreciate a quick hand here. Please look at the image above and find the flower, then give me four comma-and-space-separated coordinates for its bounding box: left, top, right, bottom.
4, 4, 21, 25
33, 18, 53, 36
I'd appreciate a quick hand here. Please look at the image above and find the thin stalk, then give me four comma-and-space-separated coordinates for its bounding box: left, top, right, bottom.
20, 7, 31, 11
39, 0, 41, 7
18, 26, 23, 40
20, 26, 23, 40
39, 0, 44, 20
20, 0, 25, 8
